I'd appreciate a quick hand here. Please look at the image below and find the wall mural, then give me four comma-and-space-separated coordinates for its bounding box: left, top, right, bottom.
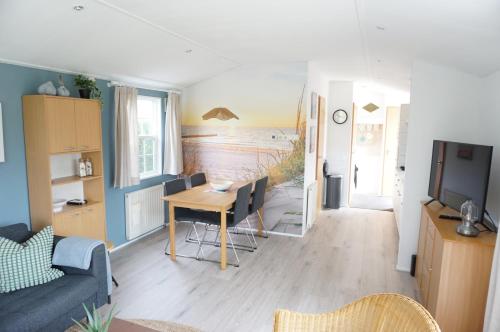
181, 63, 307, 235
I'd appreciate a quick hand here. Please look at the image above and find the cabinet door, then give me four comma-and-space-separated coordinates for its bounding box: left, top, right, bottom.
53, 211, 83, 237
75, 100, 102, 151
45, 98, 77, 153
415, 210, 428, 287
81, 203, 105, 241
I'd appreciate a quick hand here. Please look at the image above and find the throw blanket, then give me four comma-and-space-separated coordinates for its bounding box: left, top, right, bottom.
52, 237, 112, 295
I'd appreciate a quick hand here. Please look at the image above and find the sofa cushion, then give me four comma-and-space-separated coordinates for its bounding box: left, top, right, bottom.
0, 223, 30, 243
0, 274, 98, 332
0, 226, 64, 293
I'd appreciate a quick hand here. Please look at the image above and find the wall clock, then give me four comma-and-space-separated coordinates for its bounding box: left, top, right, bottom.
332, 109, 348, 124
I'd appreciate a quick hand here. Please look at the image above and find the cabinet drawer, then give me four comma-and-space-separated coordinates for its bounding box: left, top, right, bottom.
53, 210, 83, 237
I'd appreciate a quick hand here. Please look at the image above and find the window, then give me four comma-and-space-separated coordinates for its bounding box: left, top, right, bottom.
137, 96, 162, 179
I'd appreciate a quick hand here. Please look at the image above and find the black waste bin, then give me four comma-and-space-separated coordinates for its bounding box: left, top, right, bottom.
324, 174, 342, 209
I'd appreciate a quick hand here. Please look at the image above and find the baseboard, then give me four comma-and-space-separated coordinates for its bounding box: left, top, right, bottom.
109, 225, 165, 253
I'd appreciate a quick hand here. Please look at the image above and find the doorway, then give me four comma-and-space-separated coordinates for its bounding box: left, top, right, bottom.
349, 104, 400, 210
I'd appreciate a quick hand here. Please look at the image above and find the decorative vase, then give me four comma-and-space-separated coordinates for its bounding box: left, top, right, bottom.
37, 81, 57, 95
79, 89, 91, 99
57, 75, 70, 97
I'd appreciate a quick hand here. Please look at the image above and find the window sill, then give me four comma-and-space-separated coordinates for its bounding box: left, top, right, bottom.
140, 173, 162, 181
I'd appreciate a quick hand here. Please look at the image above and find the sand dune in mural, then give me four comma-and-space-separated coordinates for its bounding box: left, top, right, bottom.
202, 107, 240, 121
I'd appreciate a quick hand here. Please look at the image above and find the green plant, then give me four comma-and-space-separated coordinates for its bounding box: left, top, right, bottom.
73, 304, 116, 332
74, 75, 102, 103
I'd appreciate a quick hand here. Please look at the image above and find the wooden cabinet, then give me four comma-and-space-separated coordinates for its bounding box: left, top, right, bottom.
45, 98, 77, 153
75, 100, 102, 151
415, 203, 496, 332
23, 95, 108, 243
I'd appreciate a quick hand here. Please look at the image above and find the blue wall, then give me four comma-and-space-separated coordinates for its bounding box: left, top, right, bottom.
0, 62, 173, 246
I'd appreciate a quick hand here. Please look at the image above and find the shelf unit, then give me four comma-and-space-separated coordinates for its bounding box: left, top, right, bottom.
23, 95, 108, 242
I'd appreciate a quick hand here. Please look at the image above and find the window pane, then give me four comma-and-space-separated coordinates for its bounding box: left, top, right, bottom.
139, 156, 145, 174
144, 138, 153, 154
145, 155, 154, 172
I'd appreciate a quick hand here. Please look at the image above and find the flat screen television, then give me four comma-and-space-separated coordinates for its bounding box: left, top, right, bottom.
428, 140, 493, 222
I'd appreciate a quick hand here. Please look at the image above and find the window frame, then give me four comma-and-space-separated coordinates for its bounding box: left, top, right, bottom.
137, 95, 163, 180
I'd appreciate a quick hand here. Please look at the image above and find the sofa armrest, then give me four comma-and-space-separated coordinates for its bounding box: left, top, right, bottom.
52, 237, 109, 307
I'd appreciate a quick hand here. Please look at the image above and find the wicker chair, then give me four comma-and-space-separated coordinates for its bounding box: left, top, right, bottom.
273, 293, 440, 332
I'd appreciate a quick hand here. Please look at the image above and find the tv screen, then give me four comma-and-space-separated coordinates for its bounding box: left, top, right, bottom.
428, 140, 493, 221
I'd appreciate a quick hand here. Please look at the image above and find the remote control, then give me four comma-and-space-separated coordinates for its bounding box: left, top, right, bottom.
439, 214, 462, 221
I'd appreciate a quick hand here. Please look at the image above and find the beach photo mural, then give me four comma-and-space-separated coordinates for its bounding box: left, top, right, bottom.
181, 63, 307, 235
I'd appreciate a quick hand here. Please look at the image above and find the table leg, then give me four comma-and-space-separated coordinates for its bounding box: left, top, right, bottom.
169, 204, 176, 261
257, 207, 264, 237
220, 208, 227, 270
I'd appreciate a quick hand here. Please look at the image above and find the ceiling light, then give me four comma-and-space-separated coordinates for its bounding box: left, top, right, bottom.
185, 49, 193, 54
73, 5, 85, 11
376, 25, 385, 31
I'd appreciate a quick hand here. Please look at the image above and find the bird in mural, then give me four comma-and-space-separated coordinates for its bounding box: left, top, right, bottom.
202, 107, 240, 121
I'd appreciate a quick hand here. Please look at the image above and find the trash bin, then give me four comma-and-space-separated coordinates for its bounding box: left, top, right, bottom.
325, 174, 342, 209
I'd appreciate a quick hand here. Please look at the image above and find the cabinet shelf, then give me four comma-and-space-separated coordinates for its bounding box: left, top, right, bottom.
51, 175, 103, 186
53, 200, 102, 215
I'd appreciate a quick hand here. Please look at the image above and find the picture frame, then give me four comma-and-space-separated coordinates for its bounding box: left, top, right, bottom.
310, 92, 318, 119
0, 103, 4, 163
309, 125, 316, 153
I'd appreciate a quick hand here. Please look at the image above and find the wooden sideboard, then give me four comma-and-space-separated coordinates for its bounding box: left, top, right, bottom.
22, 95, 107, 242
415, 202, 496, 332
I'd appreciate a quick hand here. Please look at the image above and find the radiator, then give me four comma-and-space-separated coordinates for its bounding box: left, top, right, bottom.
125, 184, 165, 240
306, 181, 317, 228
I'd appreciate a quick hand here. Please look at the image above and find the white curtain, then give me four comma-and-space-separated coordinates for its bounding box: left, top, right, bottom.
113, 86, 140, 189
163, 92, 183, 175
484, 233, 500, 331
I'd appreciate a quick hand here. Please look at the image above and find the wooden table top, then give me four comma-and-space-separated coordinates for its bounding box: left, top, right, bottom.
162, 182, 250, 211
423, 202, 497, 247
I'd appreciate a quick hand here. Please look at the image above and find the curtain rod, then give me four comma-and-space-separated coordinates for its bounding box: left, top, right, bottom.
106, 81, 182, 94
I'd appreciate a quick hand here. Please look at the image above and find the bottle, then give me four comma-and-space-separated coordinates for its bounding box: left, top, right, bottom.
78, 159, 87, 177
85, 158, 93, 176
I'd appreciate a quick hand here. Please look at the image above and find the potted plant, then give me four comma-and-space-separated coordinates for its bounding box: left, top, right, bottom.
73, 304, 116, 332
74, 75, 102, 102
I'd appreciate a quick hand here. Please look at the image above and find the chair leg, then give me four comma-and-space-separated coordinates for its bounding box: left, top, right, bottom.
195, 224, 208, 259
226, 229, 240, 267
245, 218, 258, 249
257, 210, 269, 238
191, 223, 205, 260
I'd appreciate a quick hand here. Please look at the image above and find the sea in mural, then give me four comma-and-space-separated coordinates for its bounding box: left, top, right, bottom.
182, 63, 307, 235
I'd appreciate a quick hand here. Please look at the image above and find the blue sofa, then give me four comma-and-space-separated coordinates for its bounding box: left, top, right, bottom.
0, 223, 109, 332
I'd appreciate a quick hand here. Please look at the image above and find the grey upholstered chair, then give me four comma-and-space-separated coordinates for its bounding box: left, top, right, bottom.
249, 176, 269, 238
164, 178, 206, 259
190, 172, 207, 188
196, 182, 254, 267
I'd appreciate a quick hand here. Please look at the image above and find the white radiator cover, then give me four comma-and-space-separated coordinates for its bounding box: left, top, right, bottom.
125, 184, 165, 240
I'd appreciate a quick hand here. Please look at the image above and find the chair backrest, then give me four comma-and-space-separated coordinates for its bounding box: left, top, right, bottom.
232, 183, 253, 224
273, 293, 440, 332
165, 178, 187, 195
190, 173, 207, 187
250, 176, 268, 213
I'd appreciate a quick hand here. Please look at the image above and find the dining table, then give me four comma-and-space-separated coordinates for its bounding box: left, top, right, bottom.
162, 181, 255, 270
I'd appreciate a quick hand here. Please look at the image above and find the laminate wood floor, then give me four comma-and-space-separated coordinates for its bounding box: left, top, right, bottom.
104, 208, 418, 332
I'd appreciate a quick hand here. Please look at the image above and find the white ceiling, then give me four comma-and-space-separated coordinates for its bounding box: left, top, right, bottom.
0, 0, 499, 91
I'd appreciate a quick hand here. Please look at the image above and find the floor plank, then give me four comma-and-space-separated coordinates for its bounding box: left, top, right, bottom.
104, 208, 418, 332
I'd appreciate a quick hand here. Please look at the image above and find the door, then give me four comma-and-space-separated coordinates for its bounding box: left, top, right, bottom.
316, 95, 326, 214
45, 98, 77, 153
75, 100, 102, 151
53, 211, 83, 237
381, 107, 400, 195
81, 203, 105, 241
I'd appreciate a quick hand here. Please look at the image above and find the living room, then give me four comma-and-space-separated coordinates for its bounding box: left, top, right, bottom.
0, 1, 500, 332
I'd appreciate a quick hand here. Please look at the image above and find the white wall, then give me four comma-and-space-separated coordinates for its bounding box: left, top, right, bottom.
303, 61, 329, 228
326, 81, 353, 206
397, 60, 484, 271
481, 71, 500, 222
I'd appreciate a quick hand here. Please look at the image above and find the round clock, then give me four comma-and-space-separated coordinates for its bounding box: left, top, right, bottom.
332, 109, 348, 124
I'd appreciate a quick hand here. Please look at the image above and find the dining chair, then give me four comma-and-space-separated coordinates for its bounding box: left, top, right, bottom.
248, 176, 269, 239
164, 178, 206, 260
195, 182, 254, 267
190, 172, 207, 188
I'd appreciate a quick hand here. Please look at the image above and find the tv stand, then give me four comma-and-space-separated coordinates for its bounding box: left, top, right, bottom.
424, 198, 445, 207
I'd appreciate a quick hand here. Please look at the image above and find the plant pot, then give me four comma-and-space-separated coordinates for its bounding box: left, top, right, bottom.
78, 88, 91, 99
